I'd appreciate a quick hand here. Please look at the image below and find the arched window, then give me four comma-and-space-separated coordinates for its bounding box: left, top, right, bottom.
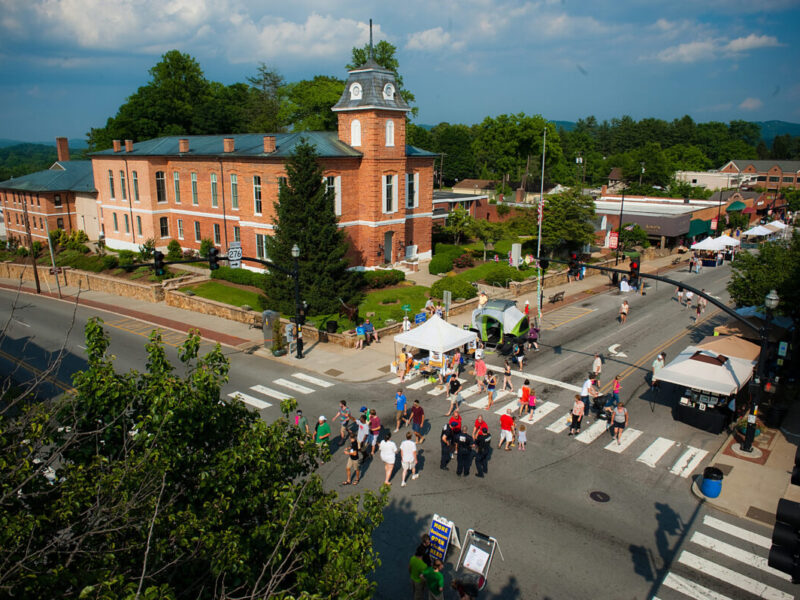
351, 119, 362, 147
385, 120, 395, 147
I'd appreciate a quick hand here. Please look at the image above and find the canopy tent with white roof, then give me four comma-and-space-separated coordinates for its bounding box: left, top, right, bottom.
656, 346, 756, 396
393, 314, 477, 354
715, 234, 740, 247
690, 237, 727, 251
742, 225, 772, 237
765, 220, 788, 230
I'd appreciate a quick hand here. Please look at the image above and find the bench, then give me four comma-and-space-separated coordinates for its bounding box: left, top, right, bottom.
548, 291, 565, 304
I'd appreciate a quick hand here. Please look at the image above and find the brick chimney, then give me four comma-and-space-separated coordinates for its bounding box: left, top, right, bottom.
112, 139, 121, 152
601, 184, 608, 195
55, 137, 70, 162
179, 138, 189, 153
124, 139, 133, 152
223, 137, 235, 153
263, 135, 276, 153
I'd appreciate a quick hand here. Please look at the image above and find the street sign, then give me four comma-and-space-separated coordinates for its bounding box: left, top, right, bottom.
609, 231, 619, 250
401, 303, 411, 313
227, 241, 242, 269
415, 312, 427, 324
443, 290, 452, 312
710, 218, 718, 231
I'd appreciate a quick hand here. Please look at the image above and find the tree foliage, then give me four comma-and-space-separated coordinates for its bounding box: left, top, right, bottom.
442, 206, 474, 245
348, 40, 417, 116
0, 319, 386, 598
263, 140, 362, 315
537, 188, 596, 253
283, 75, 345, 132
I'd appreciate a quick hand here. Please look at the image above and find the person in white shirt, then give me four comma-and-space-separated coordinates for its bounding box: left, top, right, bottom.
399, 432, 419, 487
378, 432, 398, 486
592, 353, 602, 379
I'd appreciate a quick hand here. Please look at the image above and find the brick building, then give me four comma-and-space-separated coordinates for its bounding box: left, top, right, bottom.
719, 159, 800, 193
91, 55, 436, 269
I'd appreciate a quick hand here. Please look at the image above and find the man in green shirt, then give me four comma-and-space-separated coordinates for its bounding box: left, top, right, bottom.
408, 548, 428, 600
295, 409, 310, 436
422, 559, 444, 599
315, 415, 331, 447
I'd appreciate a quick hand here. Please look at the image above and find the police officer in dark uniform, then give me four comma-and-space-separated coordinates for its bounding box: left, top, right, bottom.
474, 426, 491, 478
440, 422, 454, 470
455, 429, 474, 476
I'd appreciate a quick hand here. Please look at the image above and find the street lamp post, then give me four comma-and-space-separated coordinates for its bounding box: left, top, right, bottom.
615, 184, 626, 267
536, 125, 547, 326
741, 289, 779, 452
291, 244, 304, 359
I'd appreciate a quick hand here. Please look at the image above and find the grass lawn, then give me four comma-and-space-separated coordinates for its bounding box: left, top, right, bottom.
180, 280, 265, 309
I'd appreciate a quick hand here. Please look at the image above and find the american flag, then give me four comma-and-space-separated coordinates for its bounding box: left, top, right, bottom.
624, 224, 635, 231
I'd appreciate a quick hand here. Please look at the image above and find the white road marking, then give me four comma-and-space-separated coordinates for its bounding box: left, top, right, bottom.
521, 401, 559, 424
575, 420, 609, 444
292, 373, 333, 388
677, 551, 793, 600
661, 572, 732, 600
468, 395, 491, 410
702, 515, 771, 549
546, 412, 572, 433
427, 385, 447, 396
670, 446, 708, 478
407, 378, 432, 390
604, 428, 642, 453
250, 384, 291, 401
459, 384, 481, 400
636, 437, 675, 468
485, 364, 582, 392
228, 392, 271, 410
12, 319, 30, 327
494, 400, 520, 415
690, 531, 791, 582
273, 378, 314, 395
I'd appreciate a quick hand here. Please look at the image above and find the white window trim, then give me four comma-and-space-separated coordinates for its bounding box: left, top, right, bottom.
405, 173, 419, 209
253, 175, 262, 215
386, 120, 395, 147
211, 173, 218, 207
173, 171, 181, 204
177, 218, 184, 240
194, 221, 201, 242
382, 174, 398, 214
351, 119, 361, 147
191, 172, 198, 205
159, 217, 169, 239
334, 175, 342, 216
230, 173, 239, 210
213, 223, 221, 245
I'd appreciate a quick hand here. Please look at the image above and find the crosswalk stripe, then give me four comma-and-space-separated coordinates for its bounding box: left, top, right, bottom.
460, 384, 481, 399
228, 392, 271, 410
546, 412, 572, 433
292, 373, 333, 388
669, 446, 708, 478
427, 385, 447, 396
494, 400, 520, 415
604, 428, 642, 453
485, 365, 581, 392
661, 571, 732, 600
703, 516, 771, 549
677, 550, 793, 600
250, 384, 291, 401
468, 395, 491, 409
637, 437, 675, 468
408, 378, 432, 390
521, 401, 559, 424
575, 420, 609, 444
273, 378, 314, 395
690, 532, 792, 582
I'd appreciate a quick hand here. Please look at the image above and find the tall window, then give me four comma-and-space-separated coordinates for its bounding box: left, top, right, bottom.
233, 226, 240, 242
155, 171, 167, 203
253, 175, 262, 214
120, 170, 127, 200
136, 215, 142, 235
213, 223, 221, 244
132, 171, 140, 201
112, 213, 119, 231
406, 172, 419, 209
211, 173, 218, 207
177, 219, 184, 239
230, 174, 239, 209
194, 221, 201, 242
108, 170, 115, 198
256, 233, 269, 259
351, 119, 361, 146
173, 171, 181, 204
159, 216, 169, 238
383, 174, 397, 213
278, 176, 287, 189
385, 120, 395, 147
57, 217, 64, 229
326, 175, 342, 215
124, 214, 130, 233
54, 194, 62, 208
191, 172, 198, 205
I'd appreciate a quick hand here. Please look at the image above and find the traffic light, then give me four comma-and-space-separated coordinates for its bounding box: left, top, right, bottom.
539, 258, 550, 270
768, 447, 800, 581
568, 252, 579, 276
153, 251, 165, 276
208, 247, 220, 271
629, 260, 640, 281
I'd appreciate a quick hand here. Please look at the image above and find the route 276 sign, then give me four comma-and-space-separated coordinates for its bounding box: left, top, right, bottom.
227, 242, 242, 269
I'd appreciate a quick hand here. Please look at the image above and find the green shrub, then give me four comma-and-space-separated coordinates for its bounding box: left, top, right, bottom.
139, 238, 156, 261
482, 264, 526, 287
363, 269, 405, 289
429, 253, 454, 275
31, 241, 43, 257
117, 249, 136, 267
430, 276, 478, 300
496, 203, 511, 216
210, 265, 267, 288
0, 240, 6, 251
380, 296, 398, 304
101, 255, 119, 270
166, 239, 183, 261
199, 238, 214, 258
16, 247, 29, 257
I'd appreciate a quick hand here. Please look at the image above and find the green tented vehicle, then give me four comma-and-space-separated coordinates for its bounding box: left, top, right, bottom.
470, 299, 530, 348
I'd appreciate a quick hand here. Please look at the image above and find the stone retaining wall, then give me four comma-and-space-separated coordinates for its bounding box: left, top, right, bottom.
165, 289, 259, 325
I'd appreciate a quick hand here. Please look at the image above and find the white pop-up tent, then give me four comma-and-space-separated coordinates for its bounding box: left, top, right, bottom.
655, 346, 756, 396
743, 225, 772, 237
393, 314, 477, 354
691, 237, 727, 251
716, 234, 740, 247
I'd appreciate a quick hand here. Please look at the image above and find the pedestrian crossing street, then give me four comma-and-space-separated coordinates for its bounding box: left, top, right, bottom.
654, 515, 794, 600
388, 371, 709, 480
227, 372, 334, 410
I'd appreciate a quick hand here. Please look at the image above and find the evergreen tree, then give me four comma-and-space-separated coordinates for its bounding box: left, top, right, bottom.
263, 140, 362, 315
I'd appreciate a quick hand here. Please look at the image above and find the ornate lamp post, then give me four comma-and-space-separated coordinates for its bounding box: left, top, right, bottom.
291, 244, 304, 359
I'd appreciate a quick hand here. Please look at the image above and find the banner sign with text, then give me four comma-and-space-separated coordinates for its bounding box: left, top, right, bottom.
609, 231, 619, 250
429, 514, 454, 562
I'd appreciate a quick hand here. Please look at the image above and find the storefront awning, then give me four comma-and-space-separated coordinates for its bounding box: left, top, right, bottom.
688, 219, 711, 237
742, 206, 757, 214
726, 200, 746, 212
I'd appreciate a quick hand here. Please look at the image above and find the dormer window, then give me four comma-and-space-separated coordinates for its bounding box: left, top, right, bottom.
383, 83, 395, 100
350, 82, 362, 100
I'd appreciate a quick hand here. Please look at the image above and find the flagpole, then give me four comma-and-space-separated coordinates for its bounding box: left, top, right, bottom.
536, 125, 547, 327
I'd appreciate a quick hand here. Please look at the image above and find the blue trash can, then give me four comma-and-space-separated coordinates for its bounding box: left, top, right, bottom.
700, 466, 723, 498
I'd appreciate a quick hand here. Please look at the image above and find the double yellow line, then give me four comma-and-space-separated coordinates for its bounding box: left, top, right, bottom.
599, 308, 721, 394
0, 349, 75, 394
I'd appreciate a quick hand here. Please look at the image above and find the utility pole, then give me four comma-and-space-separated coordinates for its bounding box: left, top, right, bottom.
21, 194, 41, 294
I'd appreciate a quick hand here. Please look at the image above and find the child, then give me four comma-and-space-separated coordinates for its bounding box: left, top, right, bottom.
517, 423, 527, 450
528, 387, 537, 416
518, 380, 531, 417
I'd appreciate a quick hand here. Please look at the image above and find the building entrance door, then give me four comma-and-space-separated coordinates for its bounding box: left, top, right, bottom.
384, 231, 393, 264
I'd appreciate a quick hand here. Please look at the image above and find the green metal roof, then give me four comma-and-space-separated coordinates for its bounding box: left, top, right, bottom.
91, 132, 363, 159
0, 161, 95, 193
688, 219, 711, 237
726, 200, 746, 212
406, 144, 437, 157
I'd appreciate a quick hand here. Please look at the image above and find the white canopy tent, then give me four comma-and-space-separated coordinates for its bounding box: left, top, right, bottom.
656, 346, 756, 396
742, 225, 772, 237
393, 314, 477, 354
765, 221, 788, 230
691, 237, 727, 251
716, 234, 740, 247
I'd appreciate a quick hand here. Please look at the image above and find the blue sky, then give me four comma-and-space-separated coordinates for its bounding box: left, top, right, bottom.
1, 0, 799, 143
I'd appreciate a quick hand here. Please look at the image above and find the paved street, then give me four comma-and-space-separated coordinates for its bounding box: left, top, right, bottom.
1, 262, 796, 599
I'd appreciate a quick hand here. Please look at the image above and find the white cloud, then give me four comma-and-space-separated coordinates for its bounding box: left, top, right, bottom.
655, 40, 717, 63
723, 34, 781, 53
406, 27, 464, 51
651, 31, 782, 64
739, 97, 763, 110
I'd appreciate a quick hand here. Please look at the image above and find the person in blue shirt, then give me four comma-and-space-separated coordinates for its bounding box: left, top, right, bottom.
355, 324, 365, 349
395, 389, 408, 432
363, 318, 379, 344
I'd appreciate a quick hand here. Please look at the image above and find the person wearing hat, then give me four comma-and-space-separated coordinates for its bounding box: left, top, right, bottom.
402, 315, 411, 332
314, 415, 331, 448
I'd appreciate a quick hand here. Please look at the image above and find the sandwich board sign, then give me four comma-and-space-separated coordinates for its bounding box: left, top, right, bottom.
428, 514, 461, 562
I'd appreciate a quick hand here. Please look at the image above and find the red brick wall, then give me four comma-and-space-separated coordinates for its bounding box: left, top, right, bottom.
0, 189, 78, 243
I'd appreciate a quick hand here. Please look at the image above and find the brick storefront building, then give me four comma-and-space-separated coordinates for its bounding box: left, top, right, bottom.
91, 56, 436, 269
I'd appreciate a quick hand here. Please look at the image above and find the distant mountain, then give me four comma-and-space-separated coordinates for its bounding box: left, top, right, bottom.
753, 120, 800, 144
0, 138, 87, 149
552, 120, 575, 131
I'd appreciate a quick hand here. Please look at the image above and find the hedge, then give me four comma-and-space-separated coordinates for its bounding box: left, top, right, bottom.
55, 250, 117, 272
363, 269, 405, 289
430, 276, 478, 300
429, 254, 454, 275
482, 264, 527, 287
210, 265, 267, 288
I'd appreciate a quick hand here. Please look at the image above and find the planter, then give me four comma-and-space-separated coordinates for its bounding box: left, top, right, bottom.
326, 320, 339, 334
272, 349, 288, 357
